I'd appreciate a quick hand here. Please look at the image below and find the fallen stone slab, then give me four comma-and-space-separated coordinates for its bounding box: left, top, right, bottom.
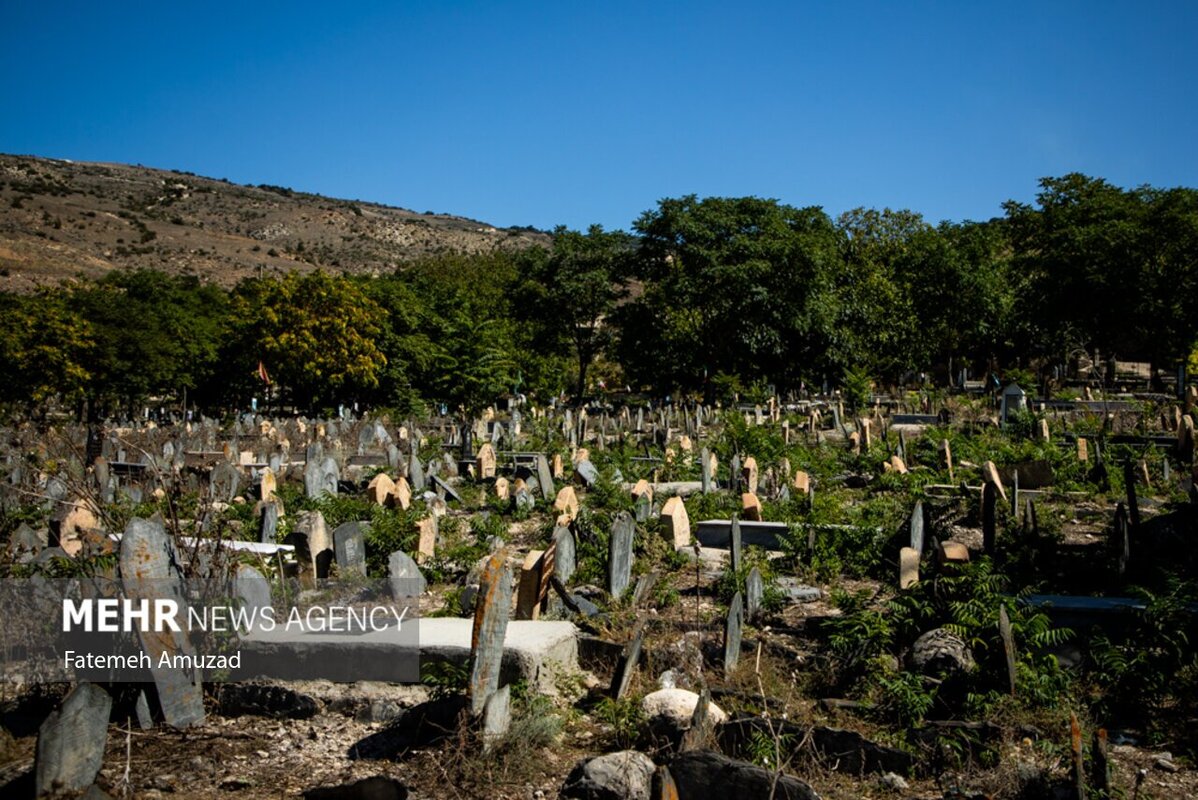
669, 749, 820, 800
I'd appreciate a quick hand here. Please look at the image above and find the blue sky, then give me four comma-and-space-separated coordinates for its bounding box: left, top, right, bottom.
2, 2, 1195, 231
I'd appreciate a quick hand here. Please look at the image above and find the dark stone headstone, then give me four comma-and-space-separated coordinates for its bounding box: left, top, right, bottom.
210, 462, 240, 502
981, 480, 997, 557
610, 627, 644, 700
998, 605, 1017, 696
259, 500, 281, 543
724, 592, 744, 673
608, 511, 635, 598
333, 522, 369, 578
408, 452, 426, 492
746, 567, 763, 621
574, 459, 599, 487
729, 515, 742, 574
35, 682, 112, 796
535, 454, 554, 501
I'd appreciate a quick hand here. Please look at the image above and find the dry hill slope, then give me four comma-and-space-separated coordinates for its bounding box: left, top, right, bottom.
0, 154, 550, 291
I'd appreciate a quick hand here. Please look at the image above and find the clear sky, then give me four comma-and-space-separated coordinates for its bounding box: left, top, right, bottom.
2, 2, 1196, 231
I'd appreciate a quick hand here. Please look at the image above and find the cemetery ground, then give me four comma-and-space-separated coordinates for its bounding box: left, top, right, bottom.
4, 392, 1198, 798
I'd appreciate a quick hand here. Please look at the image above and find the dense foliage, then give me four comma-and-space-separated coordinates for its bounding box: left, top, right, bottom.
3, 173, 1197, 418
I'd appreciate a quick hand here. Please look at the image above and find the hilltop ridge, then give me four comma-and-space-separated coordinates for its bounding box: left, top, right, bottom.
0, 154, 551, 291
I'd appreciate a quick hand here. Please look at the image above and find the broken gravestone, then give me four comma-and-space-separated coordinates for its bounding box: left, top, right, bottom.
35, 682, 112, 796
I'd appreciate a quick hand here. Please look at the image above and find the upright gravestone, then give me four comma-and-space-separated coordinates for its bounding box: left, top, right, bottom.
982, 480, 998, 557
388, 550, 427, 598
469, 554, 514, 716
333, 521, 369, 577
119, 518, 205, 728
909, 500, 925, 556
292, 511, 334, 581
259, 500, 280, 544
35, 682, 112, 796
481, 684, 512, 753
746, 567, 763, 621
233, 564, 272, 627
998, 605, 1017, 696
1114, 503, 1130, 577
609, 511, 635, 599
729, 515, 743, 574
535, 454, 555, 501
1123, 461, 1140, 530
409, 452, 426, 493
700, 447, 712, 494
552, 526, 576, 584
729, 454, 741, 495
661, 496, 690, 548
210, 462, 240, 502
724, 592, 744, 673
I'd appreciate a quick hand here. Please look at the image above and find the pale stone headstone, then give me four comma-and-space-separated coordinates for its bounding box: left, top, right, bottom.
552, 526, 576, 583
740, 492, 762, 521
982, 460, 1007, 503
661, 496, 691, 548
574, 458, 599, 487
1077, 437, 1090, 463
408, 452, 426, 492
477, 443, 497, 479
909, 500, 925, 555
553, 486, 579, 519
233, 564, 272, 620
982, 480, 998, 556
741, 456, 758, 495
211, 462, 241, 502
516, 548, 554, 620
392, 475, 412, 510
367, 473, 395, 506
416, 517, 438, 564
899, 547, 919, 590
494, 476, 511, 501
792, 470, 810, 495
608, 511, 635, 598
292, 511, 333, 581
259, 467, 277, 503
535, 454, 555, 501
469, 553, 513, 715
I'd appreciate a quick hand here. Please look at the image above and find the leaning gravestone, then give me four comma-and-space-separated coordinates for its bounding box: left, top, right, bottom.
724, 592, 744, 673
35, 682, 112, 796
535, 454, 555, 501
333, 521, 369, 577
574, 458, 599, 488
610, 625, 644, 700
409, 452, 426, 492
119, 518, 205, 728
233, 564, 272, 625
608, 511, 635, 599
388, 550, 427, 597
469, 554, 514, 715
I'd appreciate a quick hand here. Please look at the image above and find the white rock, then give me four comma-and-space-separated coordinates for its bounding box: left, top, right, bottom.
641, 688, 727, 729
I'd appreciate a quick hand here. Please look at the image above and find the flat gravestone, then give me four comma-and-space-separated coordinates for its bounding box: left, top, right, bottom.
333, 521, 369, 578
608, 511, 635, 599
119, 518, 205, 728
746, 567, 763, 621
388, 550, 427, 598
35, 682, 112, 796
469, 553, 513, 715
724, 591, 744, 673
552, 526, 576, 584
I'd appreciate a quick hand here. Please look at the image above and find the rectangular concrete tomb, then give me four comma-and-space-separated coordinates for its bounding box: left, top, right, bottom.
695, 519, 790, 551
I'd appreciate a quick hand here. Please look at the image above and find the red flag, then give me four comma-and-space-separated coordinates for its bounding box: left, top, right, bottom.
257, 361, 271, 385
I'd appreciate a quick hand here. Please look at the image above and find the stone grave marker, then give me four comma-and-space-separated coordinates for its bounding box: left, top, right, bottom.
259, 467, 277, 503
469, 553, 513, 715
909, 500, 925, 555
388, 550, 427, 597
553, 486, 579, 519
408, 451, 426, 493
35, 682, 112, 796
552, 526, 576, 583
746, 566, 763, 621
899, 547, 919, 589
610, 625, 644, 700
481, 684, 511, 753
729, 453, 741, 494
982, 480, 998, 557
634, 489, 652, 523
392, 475, 412, 510
535, 454, 554, 501
367, 473, 395, 506
516, 547, 555, 620
495, 476, 511, 501
416, 516, 438, 564
574, 458, 599, 487
729, 515, 742, 574
608, 511, 635, 598
1123, 461, 1140, 529
233, 564, 272, 626
742, 456, 758, 495
333, 521, 369, 577
119, 518, 205, 728
431, 474, 462, 505
998, 605, 1017, 696
940, 439, 954, 482
724, 592, 744, 673
477, 442, 497, 479
292, 511, 334, 581
661, 496, 690, 548
740, 492, 762, 521
700, 447, 713, 493
210, 462, 240, 502
1077, 437, 1090, 462
1114, 503, 1130, 576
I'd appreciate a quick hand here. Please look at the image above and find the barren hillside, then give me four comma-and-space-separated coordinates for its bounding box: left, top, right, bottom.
0, 155, 550, 291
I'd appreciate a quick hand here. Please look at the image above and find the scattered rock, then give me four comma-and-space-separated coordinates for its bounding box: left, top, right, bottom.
304, 775, 409, 799
559, 750, 655, 800
669, 749, 820, 800
641, 689, 727, 739
908, 628, 975, 677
